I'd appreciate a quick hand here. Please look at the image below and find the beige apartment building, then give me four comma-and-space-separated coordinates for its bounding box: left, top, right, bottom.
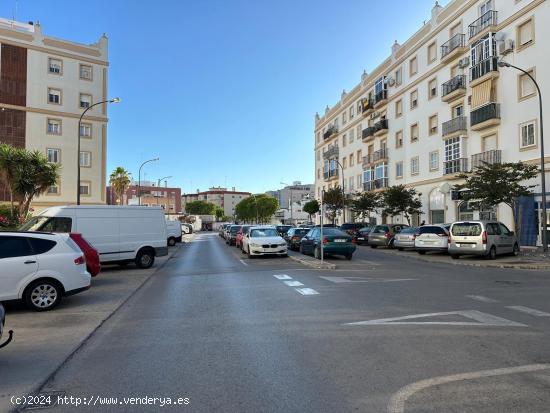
182, 187, 251, 218
314, 0, 549, 246
0, 18, 109, 211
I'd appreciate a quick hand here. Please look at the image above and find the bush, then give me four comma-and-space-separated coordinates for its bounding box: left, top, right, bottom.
0, 204, 20, 229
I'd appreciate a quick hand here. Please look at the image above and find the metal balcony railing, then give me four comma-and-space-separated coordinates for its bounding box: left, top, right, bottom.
471, 103, 500, 127
374, 118, 388, 133
471, 149, 502, 168
372, 148, 388, 162
361, 98, 374, 113
363, 154, 373, 165
442, 116, 467, 136
441, 33, 466, 58
323, 124, 338, 140
444, 158, 469, 175
323, 145, 339, 159
468, 10, 498, 39
363, 178, 389, 192
442, 75, 466, 97
362, 126, 377, 140
470, 57, 499, 82
374, 90, 388, 105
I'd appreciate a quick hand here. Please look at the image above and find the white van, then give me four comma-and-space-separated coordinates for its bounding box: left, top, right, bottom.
21, 206, 168, 269
166, 220, 183, 246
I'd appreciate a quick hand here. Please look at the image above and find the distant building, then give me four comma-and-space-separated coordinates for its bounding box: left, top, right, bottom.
182, 186, 251, 217
107, 181, 182, 214
267, 182, 314, 209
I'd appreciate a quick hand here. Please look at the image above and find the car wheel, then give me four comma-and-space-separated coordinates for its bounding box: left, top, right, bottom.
247, 246, 253, 259
241, 246, 246, 254
370, 245, 377, 249
388, 239, 395, 249
397, 247, 404, 251
299, 244, 305, 254
418, 250, 426, 255
486, 246, 497, 260
168, 237, 176, 247
512, 243, 520, 256
345, 253, 353, 260
135, 248, 155, 269
24, 279, 62, 312
450, 254, 460, 259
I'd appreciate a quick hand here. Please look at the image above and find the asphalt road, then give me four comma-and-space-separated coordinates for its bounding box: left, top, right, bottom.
34, 233, 550, 413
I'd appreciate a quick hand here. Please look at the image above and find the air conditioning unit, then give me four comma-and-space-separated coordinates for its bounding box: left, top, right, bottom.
386, 77, 396, 87
498, 39, 515, 55
458, 57, 470, 68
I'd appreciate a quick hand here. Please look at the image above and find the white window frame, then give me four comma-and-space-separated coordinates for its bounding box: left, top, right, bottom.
46, 148, 61, 164
519, 120, 537, 149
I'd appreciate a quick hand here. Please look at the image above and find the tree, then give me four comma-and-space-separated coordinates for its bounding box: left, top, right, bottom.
381, 185, 422, 225
0, 143, 23, 209
235, 195, 279, 223
323, 186, 345, 225
350, 192, 380, 223
185, 200, 216, 215
214, 206, 225, 221
109, 166, 131, 205
303, 199, 320, 222
454, 162, 538, 241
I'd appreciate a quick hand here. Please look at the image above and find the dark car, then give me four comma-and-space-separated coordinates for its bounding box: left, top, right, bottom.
300, 227, 356, 260
226, 225, 242, 246
0, 303, 13, 349
355, 226, 373, 245
340, 223, 364, 237
276, 225, 293, 237
284, 228, 311, 251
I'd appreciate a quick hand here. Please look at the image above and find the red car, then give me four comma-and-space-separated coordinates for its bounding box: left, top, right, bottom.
69, 233, 101, 277
235, 225, 252, 249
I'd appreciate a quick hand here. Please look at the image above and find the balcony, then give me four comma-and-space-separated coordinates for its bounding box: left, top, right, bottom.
442, 116, 467, 138
361, 98, 374, 115
323, 168, 339, 181
441, 75, 466, 102
362, 126, 377, 141
441, 34, 467, 63
363, 178, 389, 192
323, 145, 339, 159
468, 10, 498, 41
471, 102, 500, 131
323, 124, 338, 140
374, 118, 388, 136
444, 158, 469, 175
471, 149, 502, 169
372, 148, 388, 163
470, 57, 499, 86
374, 89, 388, 109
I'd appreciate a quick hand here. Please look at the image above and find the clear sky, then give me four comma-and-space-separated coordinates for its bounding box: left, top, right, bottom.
1, 0, 447, 194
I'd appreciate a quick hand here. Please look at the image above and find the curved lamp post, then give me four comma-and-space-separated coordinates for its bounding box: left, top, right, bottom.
138, 157, 159, 205
333, 159, 346, 223
498, 61, 547, 251
77, 97, 120, 205
156, 176, 172, 206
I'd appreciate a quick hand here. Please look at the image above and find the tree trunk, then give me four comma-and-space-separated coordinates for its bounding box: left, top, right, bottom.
510, 202, 521, 244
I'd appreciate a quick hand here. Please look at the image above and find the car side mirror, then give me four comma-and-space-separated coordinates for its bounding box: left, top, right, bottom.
509, 231, 514, 236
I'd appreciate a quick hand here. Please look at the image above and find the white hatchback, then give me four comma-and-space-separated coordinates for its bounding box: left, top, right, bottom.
0, 232, 91, 311
241, 226, 288, 258
414, 225, 451, 254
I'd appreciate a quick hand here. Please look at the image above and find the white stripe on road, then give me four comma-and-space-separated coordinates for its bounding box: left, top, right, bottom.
239, 259, 248, 267
295, 288, 320, 295
507, 306, 550, 317
273, 274, 292, 280
466, 295, 499, 303
284, 280, 304, 287
320, 276, 416, 284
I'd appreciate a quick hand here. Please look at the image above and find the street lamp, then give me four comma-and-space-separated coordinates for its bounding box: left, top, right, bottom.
280, 181, 293, 225
138, 157, 159, 205
156, 176, 172, 206
333, 159, 346, 224
77, 97, 120, 205
498, 60, 547, 251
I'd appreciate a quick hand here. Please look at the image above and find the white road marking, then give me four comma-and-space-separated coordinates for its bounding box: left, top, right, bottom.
320, 276, 416, 284
295, 288, 320, 295
507, 306, 550, 317
284, 280, 304, 287
273, 274, 292, 280
466, 295, 499, 303
345, 310, 527, 327
239, 259, 248, 267
387, 363, 550, 413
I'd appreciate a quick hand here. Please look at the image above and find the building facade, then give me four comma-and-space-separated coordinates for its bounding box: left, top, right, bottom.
106, 182, 182, 214
182, 187, 251, 217
266, 182, 314, 210
0, 19, 109, 211
314, 0, 549, 245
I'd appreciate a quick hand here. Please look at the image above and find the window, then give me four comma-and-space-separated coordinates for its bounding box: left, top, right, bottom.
429, 151, 439, 171
79, 151, 91, 167
349, 176, 354, 191
410, 89, 418, 109
80, 123, 92, 138
317, 168, 320, 179
80, 94, 92, 109
396, 161, 403, 178
444, 137, 462, 174
470, 33, 497, 66
518, 69, 536, 100
48, 58, 62, 74
451, 64, 462, 78
395, 67, 402, 86
395, 99, 403, 117
80, 64, 93, 80
517, 18, 534, 50
316, 150, 320, 161
428, 78, 437, 99
47, 185, 59, 195
349, 128, 355, 143
410, 123, 419, 142
409, 56, 418, 76
349, 154, 354, 166
357, 150, 362, 164
47, 118, 61, 135
429, 114, 438, 135
453, 104, 464, 118
450, 22, 462, 37
316, 132, 320, 143
48, 88, 61, 104
480, 0, 493, 15
356, 125, 361, 140
411, 157, 419, 175
343, 158, 347, 168
79, 182, 91, 196
46, 148, 61, 164
349, 105, 355, 119
0, 236, 33, 259
395, 130, 403, 148
342, 133, 347, 147
342, 111, 347, 124
357, 174, 362, 188
428, 41, 437, 63
520, 121, 536, 149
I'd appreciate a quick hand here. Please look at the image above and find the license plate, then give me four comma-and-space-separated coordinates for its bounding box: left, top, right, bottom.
357, 237, 364, 240
334, 239, 346, 243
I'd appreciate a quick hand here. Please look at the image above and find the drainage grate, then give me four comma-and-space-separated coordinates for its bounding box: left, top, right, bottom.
20, 391, 66, 411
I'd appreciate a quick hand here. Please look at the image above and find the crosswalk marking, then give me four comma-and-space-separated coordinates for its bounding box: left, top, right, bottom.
273, 274, 292, 280
466, 295, 499, 303
284, 280, 304, 287
507, 306, 550, 317
295, 288, 320, 296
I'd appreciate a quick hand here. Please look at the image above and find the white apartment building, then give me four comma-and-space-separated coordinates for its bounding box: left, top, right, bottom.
0, 18, 109, 210
314, 0, 549, 246
182, 187, 252, 217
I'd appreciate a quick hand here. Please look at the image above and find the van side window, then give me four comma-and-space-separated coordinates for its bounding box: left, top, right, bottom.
41, 217, 72, 233
486, 223, 501, 235
499, 224, 512, 235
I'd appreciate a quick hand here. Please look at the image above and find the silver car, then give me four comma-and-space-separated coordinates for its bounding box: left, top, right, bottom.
449, 221, 519, 260
394, 227, 418, 251
415, 224, 451, 254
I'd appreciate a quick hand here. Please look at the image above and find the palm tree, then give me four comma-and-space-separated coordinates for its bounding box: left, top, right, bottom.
109, 167, 131, 205
0, 143, 23, 209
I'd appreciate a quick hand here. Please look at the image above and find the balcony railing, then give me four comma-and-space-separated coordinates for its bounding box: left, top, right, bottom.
323, 124, 338, 140
323, 145, 339, 159
470, 57, 499, 82
361, 98, 374, 114
362, 126, 377, 140
471, 103, 500, 127
442, 116, 467, 136
442, 75, 466, 97
441, 33, 466, 58
372, 148, 388, 163
374, 89, 388, 105
471, 149, 502, 169
374, 118, 388, 133
363, 178, 389, 192
444, 158, 469, 175
468, 10, 498, 39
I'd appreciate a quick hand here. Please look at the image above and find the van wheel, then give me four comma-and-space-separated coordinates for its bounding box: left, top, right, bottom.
450, 254, 460, 260
418, 251, 426, 255
512, 243, 520, 256
136, 248, 155, 269
486, 246, 497, 260
370, 245, 377, 249
168, 237, 176, 247
24, 279, 62, 312
397, 247, 404, 251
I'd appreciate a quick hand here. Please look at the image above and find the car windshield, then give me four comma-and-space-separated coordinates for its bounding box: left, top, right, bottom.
419, 226, 447, 235
20, 216, 72, 233
452, 223, 482, 236
322, 228, 347, 236
230, 226, 241, 234
250, 228, 278, 237
400, 227, 417, 234
295, 229, 310, 236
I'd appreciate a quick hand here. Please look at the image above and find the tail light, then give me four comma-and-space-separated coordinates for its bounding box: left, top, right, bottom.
352, 238, 357, 244
322, 237, 329, 245
482, 231, 487, 244
292, 236, 300, 241
412, 233, 419, 241
74, 255, 85, 265
384, 232, 391, 238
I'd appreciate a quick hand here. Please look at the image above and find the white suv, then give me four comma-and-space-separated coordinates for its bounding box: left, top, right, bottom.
0, 232, 91, 311
241, 226, 288, 258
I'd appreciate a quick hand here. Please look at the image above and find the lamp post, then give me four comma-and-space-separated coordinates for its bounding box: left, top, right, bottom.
333, 159, 346, 224
138, 157, 159, 206
77, 97, 120, 205
498, 61, 547, 251
156, 176, 172, 206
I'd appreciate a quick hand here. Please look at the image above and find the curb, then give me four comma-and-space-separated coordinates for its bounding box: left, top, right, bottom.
288, 253, 337, 270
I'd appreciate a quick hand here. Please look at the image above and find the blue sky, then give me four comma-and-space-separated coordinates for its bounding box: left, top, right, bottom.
2, 0, 446, 194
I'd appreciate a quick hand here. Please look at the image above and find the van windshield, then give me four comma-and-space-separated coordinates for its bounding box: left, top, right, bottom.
20, 216, 72, 233
452, 223, 482, 236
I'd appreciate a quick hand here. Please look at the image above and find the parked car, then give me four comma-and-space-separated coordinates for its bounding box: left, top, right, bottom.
226, 225, 242, 246
69, 233, 101, 277
449, 221, 519, 260
368, 224, 409, 248
355, 226, 373, 245
284, 227, 311, 251
235, 225, 252, 249
393, 227, 418, 251
340, 223, 364, 237
276, 225, 293, 237
300, 227, 356, 260
219, 224, 229, 238
223, 224, 235, 240
0, 303, 13, 349
414, 225, 451, 254
166, 220, 183, 246
241, 226, 288, 258
181, 223, 193, 234
20, 205, 168, 269
0, 232, 91, 311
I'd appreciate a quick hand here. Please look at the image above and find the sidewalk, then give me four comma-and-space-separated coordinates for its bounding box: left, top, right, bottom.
287, 250, 336, 270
